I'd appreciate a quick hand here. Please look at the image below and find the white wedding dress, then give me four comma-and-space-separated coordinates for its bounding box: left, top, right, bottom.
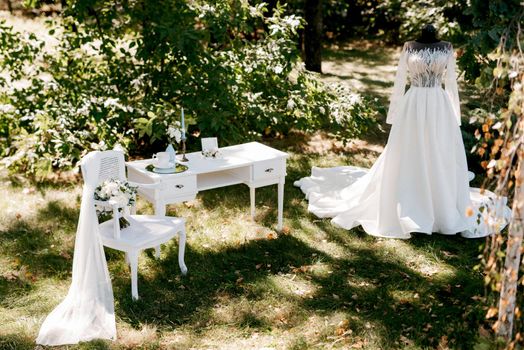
295, 41, 511, 239
37, 152, 116, 345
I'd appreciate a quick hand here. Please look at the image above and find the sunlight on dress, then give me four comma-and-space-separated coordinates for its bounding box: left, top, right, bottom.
295, 42, 511, 239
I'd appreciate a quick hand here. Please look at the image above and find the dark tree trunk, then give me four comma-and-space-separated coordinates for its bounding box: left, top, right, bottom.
304, 0, 322, 73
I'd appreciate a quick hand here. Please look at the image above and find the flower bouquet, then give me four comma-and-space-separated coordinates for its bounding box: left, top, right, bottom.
166, 121, 183, 144
94, 179, 137, 229
165, 121, 183, 162
201, 148, 222, 158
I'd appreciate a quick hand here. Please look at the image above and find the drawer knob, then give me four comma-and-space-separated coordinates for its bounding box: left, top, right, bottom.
175, 184, 184, 189
265, 168, 274, 173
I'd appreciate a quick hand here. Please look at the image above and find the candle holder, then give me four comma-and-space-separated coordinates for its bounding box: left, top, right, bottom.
180, 136, 189, 162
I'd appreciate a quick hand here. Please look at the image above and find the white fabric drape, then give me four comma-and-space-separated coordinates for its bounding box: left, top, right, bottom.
444, 49, 461, 126
37, 151, 116, 345
386, 43, 408, 125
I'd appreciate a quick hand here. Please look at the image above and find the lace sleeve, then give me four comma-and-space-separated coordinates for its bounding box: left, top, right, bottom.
386, 43, 408, 125
444, 46, 461, 126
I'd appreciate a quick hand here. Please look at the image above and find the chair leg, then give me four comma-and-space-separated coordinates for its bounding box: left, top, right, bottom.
154, 245, 161, 258
178, 228, 188, 275
129, 251, 139, 300
125, 252, 130, 265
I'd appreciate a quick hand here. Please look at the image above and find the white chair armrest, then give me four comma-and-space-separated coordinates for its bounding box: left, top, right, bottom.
128, 181, 161, 190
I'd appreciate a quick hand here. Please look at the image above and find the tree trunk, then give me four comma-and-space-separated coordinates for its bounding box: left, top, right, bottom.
497, 157, 524, 340
304, 0, 322, 73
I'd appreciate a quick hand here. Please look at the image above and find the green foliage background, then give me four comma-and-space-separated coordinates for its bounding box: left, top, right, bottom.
0, 0, 377, 177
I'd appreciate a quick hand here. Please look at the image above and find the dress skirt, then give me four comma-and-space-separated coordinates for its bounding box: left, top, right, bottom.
295, 87, 510, 239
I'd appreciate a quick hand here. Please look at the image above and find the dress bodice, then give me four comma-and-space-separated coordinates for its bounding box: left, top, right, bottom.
387, 40, 461, 126
406, 46, 452, 87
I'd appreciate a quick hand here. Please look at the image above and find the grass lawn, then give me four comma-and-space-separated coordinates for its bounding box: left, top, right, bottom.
0, 131, 489, 350
0, 27, 491, 349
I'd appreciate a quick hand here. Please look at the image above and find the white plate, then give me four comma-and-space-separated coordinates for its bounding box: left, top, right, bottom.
152, 167, 178, 174
153, 161, 175, 169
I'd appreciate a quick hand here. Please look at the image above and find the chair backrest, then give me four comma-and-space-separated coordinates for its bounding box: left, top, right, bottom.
80, 150, 128, 239
80, 150, 127, 183
98, 150, 127, 182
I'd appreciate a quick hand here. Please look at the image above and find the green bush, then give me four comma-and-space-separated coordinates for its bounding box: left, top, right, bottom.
0, 1, 377, 178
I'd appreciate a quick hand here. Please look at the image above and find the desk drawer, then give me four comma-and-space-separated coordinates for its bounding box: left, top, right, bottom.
253, 159, 284, 181
162, 176, 197, 196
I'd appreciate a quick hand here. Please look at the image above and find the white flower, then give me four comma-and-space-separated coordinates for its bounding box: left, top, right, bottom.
173, 129, 182, 143
268, 24, 281, 36
0, 104, 14, 113
273, 65, 283, 74
113, 193, 129, 207
287, 98, 296, 110
283, 16, 301, 32
347, 93, 362, 105
249, 4, 264, 17
103, 97, 119, 108
319, 106, 325, 114
246, 91, 263, 102
167, 126, 177, 138
105, 181, 120, 196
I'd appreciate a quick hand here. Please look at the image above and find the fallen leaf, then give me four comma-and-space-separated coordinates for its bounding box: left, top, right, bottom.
337, 319, 349, 331
478, 326, 491, 338
236, 277, 244, 285
350, 341, 364, 349
486, 307, 498, 319
3, 272, 18, 281
266, 232, 277, 240
399, 271, 410, 279
60, 251, 72, 260
281, 226, 291, 234
437, 335, 449, 350
400, 335, 413, 345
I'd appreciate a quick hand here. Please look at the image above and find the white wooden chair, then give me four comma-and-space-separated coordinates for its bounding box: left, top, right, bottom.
82, 150, 187, 300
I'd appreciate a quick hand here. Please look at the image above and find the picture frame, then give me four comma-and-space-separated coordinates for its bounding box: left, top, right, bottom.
201, 137, 218, 151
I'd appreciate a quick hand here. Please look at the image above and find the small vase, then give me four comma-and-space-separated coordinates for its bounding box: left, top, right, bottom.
166, 143, 176, 163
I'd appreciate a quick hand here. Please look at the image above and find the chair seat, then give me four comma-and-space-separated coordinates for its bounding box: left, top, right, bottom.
99, 215, 185, 251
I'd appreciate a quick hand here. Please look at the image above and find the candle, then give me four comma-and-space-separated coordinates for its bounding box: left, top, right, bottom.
181, 107, 185, 139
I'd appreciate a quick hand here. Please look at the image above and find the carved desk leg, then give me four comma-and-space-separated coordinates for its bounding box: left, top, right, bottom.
153, 189, 164, 259
277, 179, 285, 231
250, 186, 256, 220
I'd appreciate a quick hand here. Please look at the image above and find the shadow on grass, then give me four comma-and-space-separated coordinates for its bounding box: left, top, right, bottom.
0, 200, 78, 284
109, 212, 483, 349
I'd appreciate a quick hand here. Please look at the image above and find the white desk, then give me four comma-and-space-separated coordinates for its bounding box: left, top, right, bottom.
126, 142, 289, 230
